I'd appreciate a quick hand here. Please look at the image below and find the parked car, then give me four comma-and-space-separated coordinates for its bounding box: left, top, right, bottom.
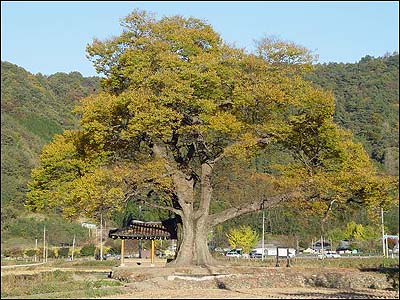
250, 252, 263, 259
318, 251, 341, 259
226, 249, 242, 258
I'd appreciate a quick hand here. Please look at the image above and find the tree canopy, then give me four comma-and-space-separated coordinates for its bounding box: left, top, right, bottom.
26, 10, 397, 265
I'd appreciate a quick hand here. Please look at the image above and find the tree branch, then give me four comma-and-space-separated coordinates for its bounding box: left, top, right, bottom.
138, 198, 183, 217
208, 192, 295, 227
209, 151, 224, 164
152, 142, 195, 208
122, 190, 139, 203
322, 199, 336, 223
194, 162, 214, 219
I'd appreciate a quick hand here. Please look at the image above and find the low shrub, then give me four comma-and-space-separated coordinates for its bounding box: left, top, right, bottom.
58, 247, 69, 258
80, 244, 95, 257
24, 249, 39, 258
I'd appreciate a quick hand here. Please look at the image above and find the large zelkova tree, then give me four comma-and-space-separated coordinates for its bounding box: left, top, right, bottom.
26, 10, 397, 266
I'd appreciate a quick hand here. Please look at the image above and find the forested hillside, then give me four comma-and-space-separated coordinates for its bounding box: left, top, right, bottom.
307, 53, 399, 175
1, 61, 100, 206
1, 53, 398, 250
1, 61, 100, 247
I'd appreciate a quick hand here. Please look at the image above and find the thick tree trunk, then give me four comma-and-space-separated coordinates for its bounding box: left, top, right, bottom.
167, 162, 219, 266
168, 214, 218, 266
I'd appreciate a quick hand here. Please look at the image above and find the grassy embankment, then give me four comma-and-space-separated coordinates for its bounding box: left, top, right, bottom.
1, 260, 123, 299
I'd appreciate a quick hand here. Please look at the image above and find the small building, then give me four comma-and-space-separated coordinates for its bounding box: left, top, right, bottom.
108, 218, 177, 266
109, 219, 177, 240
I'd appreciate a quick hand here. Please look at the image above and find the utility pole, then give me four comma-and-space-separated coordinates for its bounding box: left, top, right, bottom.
35, 237, 38, 262
381, 208, 386, 257
100, 212, 103, 260
321, 235, 324, 259
386, 236, 389, 258
72, 234, 76, 261
138, 205, 142, 258
43, 225, 46, 261
262, 209, 265, 261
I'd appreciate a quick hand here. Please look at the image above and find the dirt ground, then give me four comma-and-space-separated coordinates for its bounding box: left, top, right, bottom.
106, 261, 399, 299
2, 259, 398, 299
105, 287, 398, 299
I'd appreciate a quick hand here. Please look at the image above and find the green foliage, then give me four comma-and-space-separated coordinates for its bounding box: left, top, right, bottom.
385, 205, 400, 235
307, 53, 399, 175
18, 115, 63, 142
326, 228, 347, 244
325, 221, 381, 252
226, 225, 259, 254
24, 249, 40, 258
343, 221, 380, 243
1, 61, 100, 207
47, 248, 56, 259
57, 247, 70, 258
1, 61, 100, 249
80, 244, 96, 257
1, 212, 88, 249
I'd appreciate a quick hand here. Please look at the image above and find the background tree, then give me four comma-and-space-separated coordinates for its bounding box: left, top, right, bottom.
26, 10, 397, 266
226, 225, 259, 254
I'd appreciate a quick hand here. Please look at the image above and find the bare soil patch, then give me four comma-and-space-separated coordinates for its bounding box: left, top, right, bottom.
108, 263, 399, 299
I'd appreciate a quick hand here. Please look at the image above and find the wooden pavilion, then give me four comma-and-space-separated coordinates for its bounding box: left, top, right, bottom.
108, 218, 177, 266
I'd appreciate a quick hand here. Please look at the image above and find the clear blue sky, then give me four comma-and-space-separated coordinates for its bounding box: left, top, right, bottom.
1, 1, 399, 77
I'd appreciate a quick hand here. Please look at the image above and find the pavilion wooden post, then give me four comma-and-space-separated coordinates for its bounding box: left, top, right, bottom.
120, 239, 125, 267
151, 239, 155, 266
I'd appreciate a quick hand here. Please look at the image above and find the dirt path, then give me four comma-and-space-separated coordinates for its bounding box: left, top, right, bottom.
104, 286, 399, 299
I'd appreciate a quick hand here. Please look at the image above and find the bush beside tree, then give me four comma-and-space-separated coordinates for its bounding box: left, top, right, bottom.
80, 244, 96, 257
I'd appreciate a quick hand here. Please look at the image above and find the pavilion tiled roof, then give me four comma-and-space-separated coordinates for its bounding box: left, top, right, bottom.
108, 219, 177, 240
